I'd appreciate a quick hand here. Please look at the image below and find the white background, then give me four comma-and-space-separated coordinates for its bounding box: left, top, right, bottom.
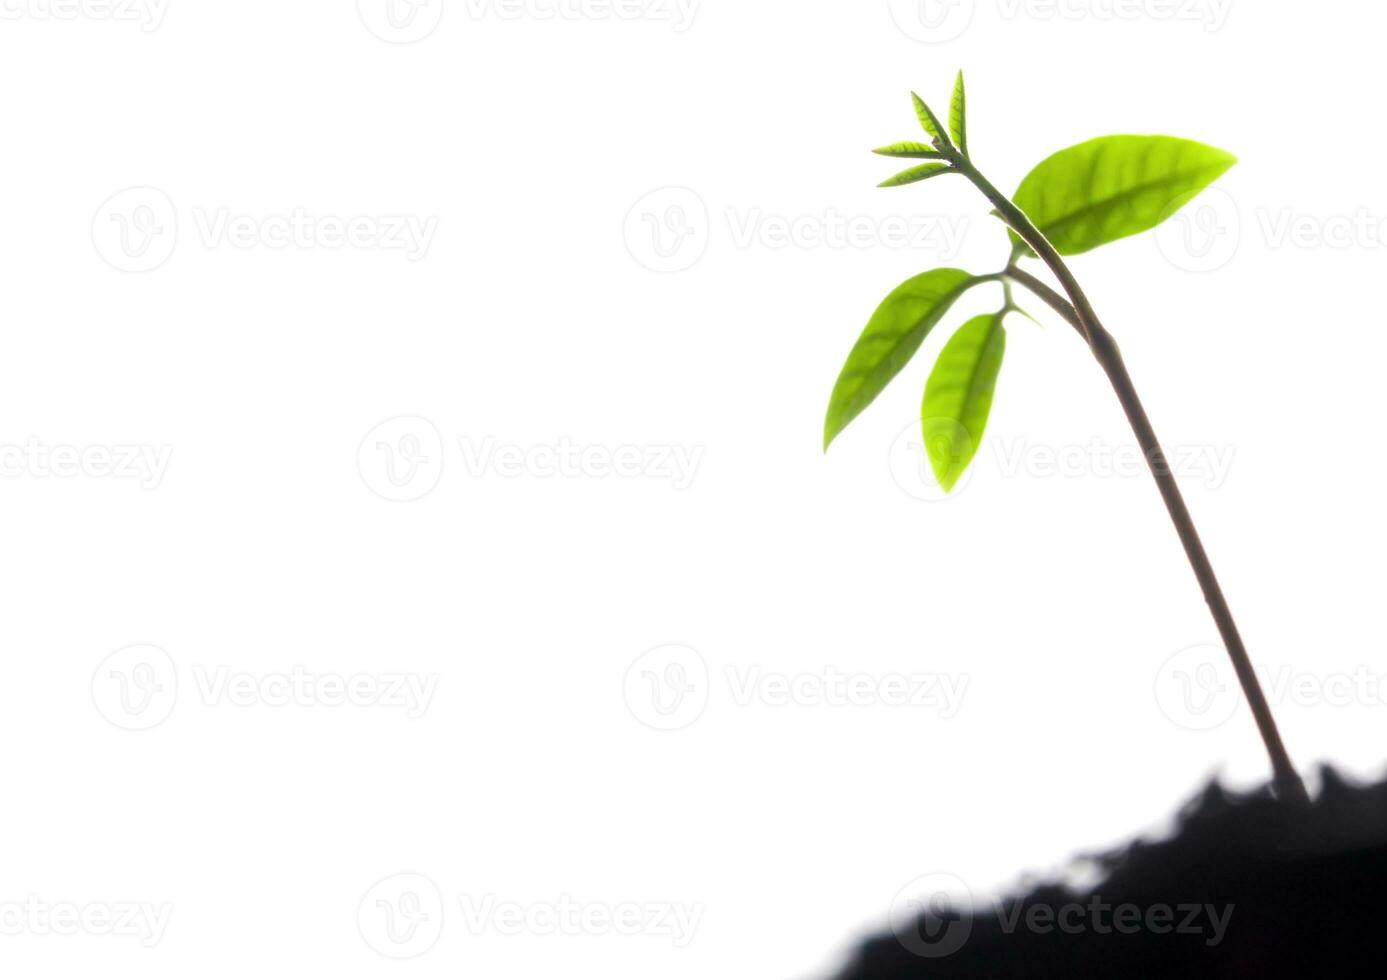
2, 1, 1384, 977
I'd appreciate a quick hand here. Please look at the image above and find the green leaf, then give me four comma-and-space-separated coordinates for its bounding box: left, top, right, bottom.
1006, 304, 1044, 329
949, 71, 968, 156
824, 268, 982, 451
921, 313, 1007, 492
873, 141, 944, 159
911, 91, 947, 145
1011, 135, 1236, 255
878, 162, 952, 188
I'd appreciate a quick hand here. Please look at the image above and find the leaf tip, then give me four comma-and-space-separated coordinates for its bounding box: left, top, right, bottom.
926, 438, 960, 492
823, 411, 842, 453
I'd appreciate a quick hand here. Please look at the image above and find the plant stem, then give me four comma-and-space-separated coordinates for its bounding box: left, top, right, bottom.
951, 154, 1309, 804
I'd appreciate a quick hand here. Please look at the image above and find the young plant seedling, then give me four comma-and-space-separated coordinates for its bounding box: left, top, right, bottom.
824, 73, 1308, 803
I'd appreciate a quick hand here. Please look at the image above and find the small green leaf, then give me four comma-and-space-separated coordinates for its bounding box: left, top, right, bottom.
1006, 304, 1044, 329
878, 162, 952, 188
824, 268, 983, 450
921, 313, 1006, 492
911, 91, 947, 145
1011, 135, 1236, 255
949, 71, 968, 156
873, 142, 944, 159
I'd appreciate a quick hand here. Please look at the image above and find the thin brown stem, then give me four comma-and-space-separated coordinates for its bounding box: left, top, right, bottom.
951, 157, 1308, 803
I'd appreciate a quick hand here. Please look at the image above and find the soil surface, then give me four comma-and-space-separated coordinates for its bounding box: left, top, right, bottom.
833, 767, 1387, 978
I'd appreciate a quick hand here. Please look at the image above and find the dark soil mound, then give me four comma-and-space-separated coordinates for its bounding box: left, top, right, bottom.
834, 767, 1387, 978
